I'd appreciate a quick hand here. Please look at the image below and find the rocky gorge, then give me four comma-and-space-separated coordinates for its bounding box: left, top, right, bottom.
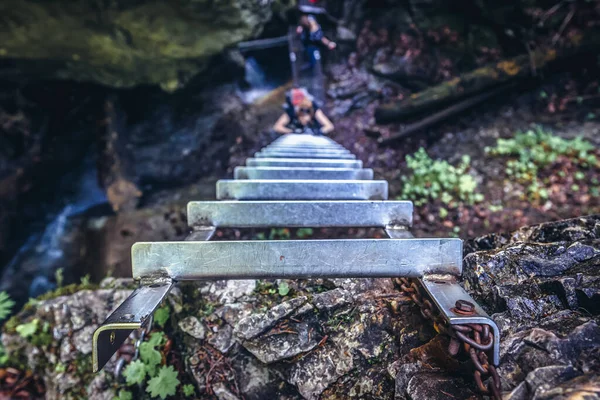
0, 0, 599, 399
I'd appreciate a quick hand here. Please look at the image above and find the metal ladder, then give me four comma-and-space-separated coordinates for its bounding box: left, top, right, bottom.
92, 134, 499, 392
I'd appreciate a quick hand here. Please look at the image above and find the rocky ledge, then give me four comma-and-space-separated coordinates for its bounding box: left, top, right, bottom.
2, 216, 599, 399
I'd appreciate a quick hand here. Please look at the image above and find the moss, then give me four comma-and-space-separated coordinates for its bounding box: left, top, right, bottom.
0, 0, 291, 88
36, 282, 99, 302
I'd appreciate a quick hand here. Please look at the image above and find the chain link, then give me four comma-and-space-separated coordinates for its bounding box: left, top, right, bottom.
114, 315, 153, 379
395, 278, 501, 400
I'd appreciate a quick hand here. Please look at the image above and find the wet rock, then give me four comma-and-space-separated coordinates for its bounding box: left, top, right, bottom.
213, 382, 241, 400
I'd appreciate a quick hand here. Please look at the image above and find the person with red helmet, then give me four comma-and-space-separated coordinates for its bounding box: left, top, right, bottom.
273, 88, 334, 135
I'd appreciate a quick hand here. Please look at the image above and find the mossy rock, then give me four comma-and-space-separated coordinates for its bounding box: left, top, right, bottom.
0, 0, 291, 89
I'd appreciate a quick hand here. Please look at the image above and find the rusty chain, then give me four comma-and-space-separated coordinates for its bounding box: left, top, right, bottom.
395, 278, 501, 400
114, 315, 153, 379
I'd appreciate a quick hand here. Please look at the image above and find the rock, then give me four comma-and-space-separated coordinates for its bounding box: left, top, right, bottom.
1, 284, 130, 399
179, 316, 207, 340
288, 342, 354, 400
208, 324, 235, 354
242, 317, 322, 363
0, 0, 290, 89
311, 288, 353, 311
234, 296, 307, 340
406, 373, 478, 400
213, 382, 241, 400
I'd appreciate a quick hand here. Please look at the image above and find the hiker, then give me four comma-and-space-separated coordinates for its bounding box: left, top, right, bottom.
296, 14, 336, 67
273, 88, 334, 135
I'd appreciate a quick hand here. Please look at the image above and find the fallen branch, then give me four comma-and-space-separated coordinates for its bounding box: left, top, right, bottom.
374, 35, 600, 124
378, 83, 516, 146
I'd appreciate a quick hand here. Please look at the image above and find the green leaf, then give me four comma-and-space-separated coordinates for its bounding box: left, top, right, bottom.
296, 228, 313, 238
182, 384, 195, 396
278, 282, 290, 296
139, 342, 162, 370
146, 365, 180, 399
438, 208, 448, 219
147, 332, 167, 347
115, 390, 134, 400
16, 319, 39, 338
154, 305, 170, 328
0, 291, 15, 321
0, 344, 9, 366
123, 360, 147, 386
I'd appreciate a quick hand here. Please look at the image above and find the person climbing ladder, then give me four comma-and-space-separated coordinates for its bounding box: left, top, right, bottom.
273, 87, 334, 135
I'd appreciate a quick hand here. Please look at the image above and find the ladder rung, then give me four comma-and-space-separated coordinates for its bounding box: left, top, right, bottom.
247, 158, 363, 168
216, 180, 388, 200
263, 146, 350, 154
131, 239, 463, 280
255, 152, 356, 159
234, 167, 373, 180
267, 144, 345, 151
187, 200, 413, 228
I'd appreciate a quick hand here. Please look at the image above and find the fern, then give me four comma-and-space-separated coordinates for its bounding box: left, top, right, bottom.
0, 291, 14, 321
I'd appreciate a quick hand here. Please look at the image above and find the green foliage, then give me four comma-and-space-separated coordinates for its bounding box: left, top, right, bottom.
486, 127, 598, 200
146, 365, 180, 399
400, 148, 482, 207
269, 228, 291, 240
16, 319, 39, 338
0, 291, 15, 321
139, 342, 162, 374
115, 390, 133, 400
123, 360, 147, 386
55, 268, 64, 288
80, 274, 91, 286
154, 304, 170, 328
0, 344, 8, 366
182, 384, 195, 396
148, 331, 167, 347
296, 228, 314, 238
278, 281, 290, 296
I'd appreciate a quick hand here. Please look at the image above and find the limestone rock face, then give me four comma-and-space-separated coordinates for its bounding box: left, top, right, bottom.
0, 0, 288, 89
2, 216, 599, 399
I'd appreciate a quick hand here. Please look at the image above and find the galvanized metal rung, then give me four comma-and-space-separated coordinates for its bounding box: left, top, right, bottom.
262, 147, 350, 154
131, 239, 463, 280
255, 152, 357, 159
187, 200, 413, 228
246, 158, 363, 168
234, 166, 373, 180
216, 180, 388, 200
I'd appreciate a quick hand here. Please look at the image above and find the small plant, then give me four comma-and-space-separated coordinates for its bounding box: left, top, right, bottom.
400, 148, 482, 207
0, 291, 15, 321
278, 281, 290, 296
486, 127, 598, 200
16, 319, 39, 339
182, 384, 195, 396
122, 332, 182, 399
146, 366, 180, 399
154, 304, 170, 328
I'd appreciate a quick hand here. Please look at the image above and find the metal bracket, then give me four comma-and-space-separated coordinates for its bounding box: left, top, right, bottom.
419, 275, 500, 366
92, 280, 174, 372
